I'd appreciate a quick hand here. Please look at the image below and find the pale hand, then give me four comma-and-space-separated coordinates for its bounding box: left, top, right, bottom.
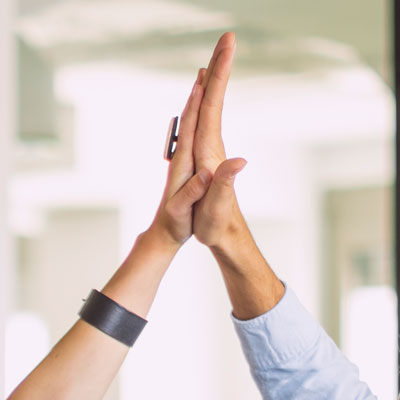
149, 69, 213, 247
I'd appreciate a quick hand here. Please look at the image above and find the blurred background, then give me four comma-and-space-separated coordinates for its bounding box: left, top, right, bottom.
1, 0, 397, 399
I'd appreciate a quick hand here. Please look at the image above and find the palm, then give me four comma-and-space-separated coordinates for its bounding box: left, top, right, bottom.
192, 155, 246, 247
193, 123, 226, 175
192, 32, 236, 174
191, 33, 240, 244
192, 189, 222, 246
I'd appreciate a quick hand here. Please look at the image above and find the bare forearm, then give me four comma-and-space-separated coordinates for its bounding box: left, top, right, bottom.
210, 218, 284, 321
101, 226, 180, 318
8, 228, 179, 400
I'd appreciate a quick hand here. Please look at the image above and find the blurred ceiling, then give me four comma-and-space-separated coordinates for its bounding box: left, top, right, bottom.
15, 0, 392, 81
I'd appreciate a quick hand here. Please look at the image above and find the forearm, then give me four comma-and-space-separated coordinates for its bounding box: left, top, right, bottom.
101, 226, 180, 318
209, 215, 284, 320
8, 228, 180, 400
213, 217, 376, 400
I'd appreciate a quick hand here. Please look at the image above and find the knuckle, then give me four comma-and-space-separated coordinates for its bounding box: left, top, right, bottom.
213, 67, 226, 82
201, 97, 223, 113
217, 177, 234, 189
185, 180, 201, 199
164, 200, 179, 219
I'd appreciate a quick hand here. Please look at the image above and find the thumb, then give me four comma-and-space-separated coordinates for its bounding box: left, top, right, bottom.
212, 157, 247, 187
205, 157, 247, 201
169, 168, 213, 213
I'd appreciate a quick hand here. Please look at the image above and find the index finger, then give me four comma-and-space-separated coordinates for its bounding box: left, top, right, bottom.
197, 43, 236, 134
201, 32, 236, 90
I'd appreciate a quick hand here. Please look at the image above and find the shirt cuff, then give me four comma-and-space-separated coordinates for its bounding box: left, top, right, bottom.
230, 281, 321, 369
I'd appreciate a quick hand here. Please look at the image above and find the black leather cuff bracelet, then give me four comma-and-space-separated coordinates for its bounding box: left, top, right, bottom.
78, 289, 148, 347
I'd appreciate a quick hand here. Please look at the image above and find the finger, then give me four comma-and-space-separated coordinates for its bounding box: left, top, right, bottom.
180, 68, 204, 118
174, 80, 204, 160
199, 45, 236, 131
193, 46, 236, 173
205, 158, 247, 199
202, 32, 236, 90
175, 68, 206, 158
168, 168, 213, 217
166, 76, 205, 197
198, 68, 206, 87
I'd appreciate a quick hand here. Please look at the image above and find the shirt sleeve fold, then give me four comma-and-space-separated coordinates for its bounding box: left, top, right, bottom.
230, 282, 377, 400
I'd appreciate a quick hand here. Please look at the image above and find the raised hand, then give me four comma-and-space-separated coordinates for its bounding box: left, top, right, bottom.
193, 32, 248, 248
194, 32, 236, 174
148, 68, 213, 246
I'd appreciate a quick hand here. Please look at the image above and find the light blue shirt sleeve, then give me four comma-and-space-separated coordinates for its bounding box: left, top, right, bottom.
231, 282, 377, 400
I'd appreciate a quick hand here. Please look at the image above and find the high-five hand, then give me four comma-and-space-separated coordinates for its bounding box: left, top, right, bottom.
149, 69, 212, 246
193, 32, 248, 248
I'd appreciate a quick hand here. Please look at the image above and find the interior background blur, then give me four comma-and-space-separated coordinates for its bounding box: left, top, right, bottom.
1, 0, 397, 399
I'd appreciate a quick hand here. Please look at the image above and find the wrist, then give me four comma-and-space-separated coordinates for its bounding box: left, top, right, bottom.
101, 227, 181, 319
209, 224, 285, 319
209, 218, 253, 271
144, 224, 182, 255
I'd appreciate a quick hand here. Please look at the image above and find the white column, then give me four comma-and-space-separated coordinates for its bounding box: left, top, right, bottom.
0, 0, 16, 397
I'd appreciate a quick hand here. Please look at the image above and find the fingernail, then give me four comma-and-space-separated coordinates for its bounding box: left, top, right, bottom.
232, 40, 237, 57
229, 161, 247, 178
196, 68, 202, 83
191, 83, 198, 98
229, 41, 237, 62
195, 68, 203, 85
198, 68, 206, 86
198, 169, 212, 185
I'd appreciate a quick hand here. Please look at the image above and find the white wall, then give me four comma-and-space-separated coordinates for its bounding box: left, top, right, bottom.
13, 208, 121, 399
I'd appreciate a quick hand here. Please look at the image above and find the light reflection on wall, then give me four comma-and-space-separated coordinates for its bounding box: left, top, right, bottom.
342, 286, 397, 399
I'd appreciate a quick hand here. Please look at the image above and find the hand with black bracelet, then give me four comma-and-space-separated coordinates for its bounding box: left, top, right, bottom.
7, 32, 245, 400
